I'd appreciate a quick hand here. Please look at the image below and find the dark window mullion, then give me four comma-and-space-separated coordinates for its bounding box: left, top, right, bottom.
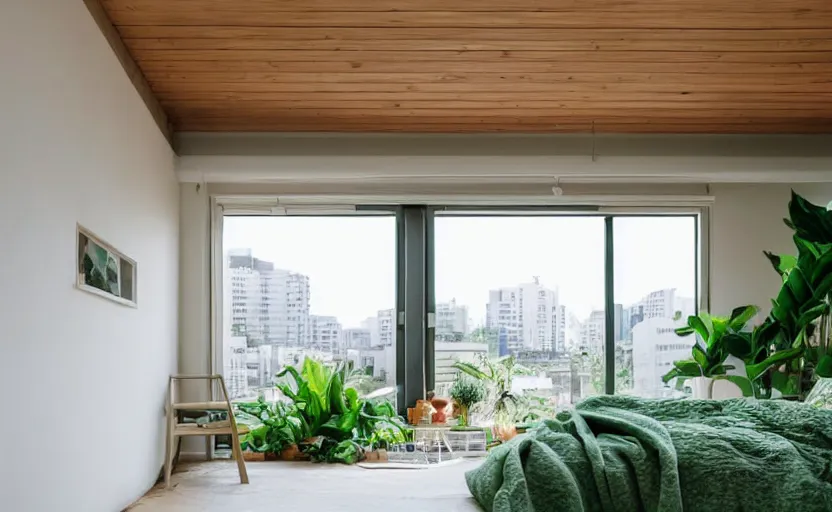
425, 208, 436, 394
604, 216, 616, 395
399, 206, 428, 412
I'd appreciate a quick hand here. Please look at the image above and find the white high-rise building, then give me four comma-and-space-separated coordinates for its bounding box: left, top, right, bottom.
225, 249, 311, 347
261, 268, 310, 347
486, 278, 560, 353
360, 316, 380, 346
310, 315, 342, 354
435, 299, 469, 342
631, 317, 694, 397
377, 308, 396, 347
621, 289, 695, 342
346, 345, 396, 386
223, 335, 248, 399
580, 309, 606, 354
557, 305, 582, 353
641, 289, 677, 318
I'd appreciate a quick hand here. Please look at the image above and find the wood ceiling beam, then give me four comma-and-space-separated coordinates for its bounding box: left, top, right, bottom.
83, 0, 173, 147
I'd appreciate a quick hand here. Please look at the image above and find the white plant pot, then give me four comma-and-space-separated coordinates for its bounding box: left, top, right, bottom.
689, 377, 714, 399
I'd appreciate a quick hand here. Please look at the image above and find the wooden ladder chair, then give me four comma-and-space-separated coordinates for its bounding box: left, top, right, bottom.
164, 374, 249, 488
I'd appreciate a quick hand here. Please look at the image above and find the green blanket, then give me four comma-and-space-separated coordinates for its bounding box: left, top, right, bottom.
466, 396, 832, 511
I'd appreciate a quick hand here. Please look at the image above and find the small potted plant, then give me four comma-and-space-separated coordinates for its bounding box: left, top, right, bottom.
662, 306, 758, 398
449, 375, 485, 427
453, 355, 532, 440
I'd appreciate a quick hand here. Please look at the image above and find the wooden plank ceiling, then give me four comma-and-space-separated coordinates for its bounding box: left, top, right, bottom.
102, 0, 832, 133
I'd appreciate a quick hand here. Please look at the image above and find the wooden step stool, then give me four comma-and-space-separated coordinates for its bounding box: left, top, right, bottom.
164, 374, 249, 488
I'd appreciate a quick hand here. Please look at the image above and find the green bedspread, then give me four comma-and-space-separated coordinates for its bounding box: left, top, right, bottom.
465, 396, 832, 512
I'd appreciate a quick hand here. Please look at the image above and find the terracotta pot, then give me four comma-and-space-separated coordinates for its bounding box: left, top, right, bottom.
431, 397, 450, 424
279, 444, 307, 461
416, 400, 434, 424
242, 451, 265, 462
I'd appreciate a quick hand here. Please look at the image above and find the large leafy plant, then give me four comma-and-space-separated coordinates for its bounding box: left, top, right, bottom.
236, 358, 408, 464
235, 399, 305, 455
731, 192, 832, 398
661, 306, 758, 396
453, 354, 533, 426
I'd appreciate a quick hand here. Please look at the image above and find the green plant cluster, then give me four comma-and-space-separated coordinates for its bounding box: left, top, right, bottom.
452, 354, 553, 426
663, 192, 832, 399
449, 375, 486, 409
661, 306, 759, 396
235, 358, 409, 464
746, 192, 832, 396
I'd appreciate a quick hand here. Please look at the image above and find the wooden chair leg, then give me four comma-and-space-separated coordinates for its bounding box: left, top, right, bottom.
164, 391, 175, 488
217, 376, 249, 484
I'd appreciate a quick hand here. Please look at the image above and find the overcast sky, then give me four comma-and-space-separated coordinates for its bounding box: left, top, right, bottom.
224, 215, 696, 328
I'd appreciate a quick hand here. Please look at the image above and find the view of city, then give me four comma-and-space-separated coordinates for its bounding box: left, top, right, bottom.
222, 215, 697, 405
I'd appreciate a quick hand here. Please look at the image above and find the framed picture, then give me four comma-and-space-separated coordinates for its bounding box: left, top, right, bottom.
76, 225, 137, 307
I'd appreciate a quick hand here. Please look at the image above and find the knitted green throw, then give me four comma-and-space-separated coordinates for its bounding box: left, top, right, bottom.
466, 396, 832, 511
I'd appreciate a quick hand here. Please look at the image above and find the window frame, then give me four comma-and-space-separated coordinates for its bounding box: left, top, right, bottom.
209, 198, 708, 411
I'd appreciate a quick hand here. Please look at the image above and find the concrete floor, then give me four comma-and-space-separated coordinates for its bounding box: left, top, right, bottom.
129, 459, 484, 511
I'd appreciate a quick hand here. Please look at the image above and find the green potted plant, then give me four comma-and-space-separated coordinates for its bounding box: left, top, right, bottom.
449, 374, 485, 426
731, 192, 832, 399
453, 355, 532, 440
235, 358, 408, 464
662, 306, 758, 398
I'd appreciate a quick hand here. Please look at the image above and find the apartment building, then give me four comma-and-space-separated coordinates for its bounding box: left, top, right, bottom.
310, 315, 343, 354
435, 299, 469, 342
486, 278, 560, 353
226, 248, 311, 347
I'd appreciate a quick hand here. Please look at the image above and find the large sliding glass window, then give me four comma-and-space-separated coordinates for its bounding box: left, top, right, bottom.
220, 215, 396, 401
432, 213, 606, 407
215, 205, 701, 406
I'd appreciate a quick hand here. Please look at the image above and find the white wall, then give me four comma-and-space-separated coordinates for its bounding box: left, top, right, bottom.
0, 2, 178, 511
710, 184, 832, 317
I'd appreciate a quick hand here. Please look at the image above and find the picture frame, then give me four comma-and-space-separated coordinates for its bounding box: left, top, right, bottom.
76, 224, 137, 307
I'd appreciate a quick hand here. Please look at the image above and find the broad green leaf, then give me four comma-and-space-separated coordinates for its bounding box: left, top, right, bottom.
770, 298, 791, 325
810, 247, 832, 283
797, 303, 828, 329
746, 346, 804, 381
345, 387, 360, 411
788, 191, 832, 243
764, 252, 797, 279
674, 326, 695, 337
786, 267, 813, 303
661, 368, 681, 384
687, 315, 711, 345
276, 382, 302, 403
329, 372, 348, 415
452, 361, 489, 381
276, 366, 304, 393
662, 359, 702, 383
796, 234, 821, 258
727, 305, 759, 332
303, 358, 331, 411
811, 273, 832, 303
816, 355, 832, 378
697, 313, 715, 344
692, 344, 708, 369
724, 332, 752, 359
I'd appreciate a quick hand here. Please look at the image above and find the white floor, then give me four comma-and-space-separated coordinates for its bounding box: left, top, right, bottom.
130, 459, 485, 512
